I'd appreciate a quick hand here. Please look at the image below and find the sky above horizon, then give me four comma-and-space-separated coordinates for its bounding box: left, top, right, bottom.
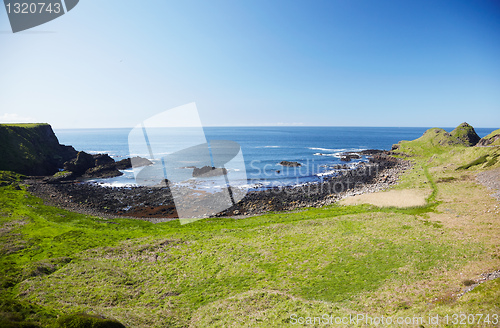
0, 0, 499, 129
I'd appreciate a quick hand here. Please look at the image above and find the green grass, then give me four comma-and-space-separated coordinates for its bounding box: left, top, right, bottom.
484, 154, 499, 168
457, 155, 489, 170
395, 128, 465, 157
0, 169, 486, 327
55, 313, 125, 328
0, 172, 25, 188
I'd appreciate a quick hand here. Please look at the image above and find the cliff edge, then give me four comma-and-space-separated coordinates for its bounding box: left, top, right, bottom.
0, 123, 77, 175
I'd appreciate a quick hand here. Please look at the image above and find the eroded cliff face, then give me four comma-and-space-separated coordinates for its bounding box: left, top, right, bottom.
0, 123, 77, 175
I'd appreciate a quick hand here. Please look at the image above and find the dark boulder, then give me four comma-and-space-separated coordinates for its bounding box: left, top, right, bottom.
47, 171, 76, 183
93, 153, 115, 166
63, 151, 95, 175
80, 153, 123, 179
369, 153, 398, 168
62, 152, 127, 179
358, 149, 387, 155
83, 164, 122, 179
340, 153, 361, 161
192, 166, 227, 177
115, 156, 153, 170
279, 161, 302, 167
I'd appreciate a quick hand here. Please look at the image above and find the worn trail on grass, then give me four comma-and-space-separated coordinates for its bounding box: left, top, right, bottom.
339, 189, 429, 208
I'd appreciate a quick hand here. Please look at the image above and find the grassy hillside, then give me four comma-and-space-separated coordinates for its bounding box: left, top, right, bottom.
479, 128, 500, 146
396, 128, 465, 156
483, 128, 500, 140
1, 125, 500, 327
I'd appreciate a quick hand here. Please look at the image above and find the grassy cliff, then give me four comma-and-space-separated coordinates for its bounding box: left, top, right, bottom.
0, 124, 76, 176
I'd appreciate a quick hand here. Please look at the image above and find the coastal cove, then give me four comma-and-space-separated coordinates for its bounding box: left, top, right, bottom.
54, 126, 495, 189
15, 125, 500, 220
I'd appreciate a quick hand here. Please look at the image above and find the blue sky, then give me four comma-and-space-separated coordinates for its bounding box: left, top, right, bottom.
0, 0, 499, 128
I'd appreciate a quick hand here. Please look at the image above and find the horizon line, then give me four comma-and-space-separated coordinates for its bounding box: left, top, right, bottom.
49, 125, 499, 130
1, 122, 497, 130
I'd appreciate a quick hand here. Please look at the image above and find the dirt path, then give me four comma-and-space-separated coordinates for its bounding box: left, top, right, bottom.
339, 189, 429, 208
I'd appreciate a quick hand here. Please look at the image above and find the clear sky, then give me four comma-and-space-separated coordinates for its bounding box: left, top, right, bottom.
0, 0, 499, 128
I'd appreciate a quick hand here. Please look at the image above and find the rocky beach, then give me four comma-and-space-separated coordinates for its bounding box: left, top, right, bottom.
8, 122, 497, 222
26, 150, 410, 222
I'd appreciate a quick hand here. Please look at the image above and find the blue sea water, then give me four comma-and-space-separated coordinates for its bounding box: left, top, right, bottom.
54, 127, 496, 189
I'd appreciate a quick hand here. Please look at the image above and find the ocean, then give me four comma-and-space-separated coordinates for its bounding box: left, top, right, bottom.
54, 126, 495, 189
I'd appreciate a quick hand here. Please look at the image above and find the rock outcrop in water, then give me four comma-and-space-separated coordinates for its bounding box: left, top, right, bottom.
56, 153, 152, 181
115, 156, 153, 170
340, 153, 361, 162
62, 152, 121, 179
279, 161, 301, 167
192, 166, 227, 177
0, 123, 77, 175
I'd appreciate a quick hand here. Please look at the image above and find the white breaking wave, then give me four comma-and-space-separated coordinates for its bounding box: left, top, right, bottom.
87, 150, 116, 156
308, 147, 346, 152
313, 152, 342, 158
90, 181, 137, 188
316, 170, 338, 177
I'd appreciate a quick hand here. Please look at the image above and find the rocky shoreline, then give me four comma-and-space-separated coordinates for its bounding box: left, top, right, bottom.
25, 150, 411, 222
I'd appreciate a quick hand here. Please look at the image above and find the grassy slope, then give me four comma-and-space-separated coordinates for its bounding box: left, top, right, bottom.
481, 128, 500, 146
1, 140, 500, 327
396, 128, 465, 156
